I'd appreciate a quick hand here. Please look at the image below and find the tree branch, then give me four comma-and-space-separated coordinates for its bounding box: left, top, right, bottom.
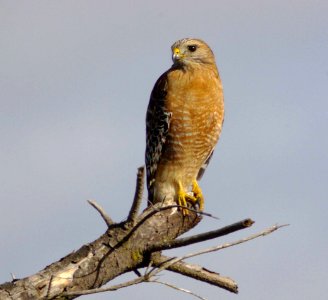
63, 223, 286, 298
0, 167, 287, 299
151, 254, 238, 293
151, 280, 208, 300
87, 199, 114, 227
149, 218, 254, 252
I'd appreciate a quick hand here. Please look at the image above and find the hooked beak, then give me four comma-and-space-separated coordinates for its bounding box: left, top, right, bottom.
172, 47, 183, 62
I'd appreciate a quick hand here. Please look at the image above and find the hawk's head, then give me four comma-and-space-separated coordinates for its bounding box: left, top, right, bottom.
171, 38, 216, 66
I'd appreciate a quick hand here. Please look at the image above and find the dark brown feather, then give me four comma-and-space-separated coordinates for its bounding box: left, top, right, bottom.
145, 72, 172, 203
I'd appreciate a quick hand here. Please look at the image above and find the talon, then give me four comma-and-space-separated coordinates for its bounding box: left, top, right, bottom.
177, 181, 199, 215
192, 180, 204, 211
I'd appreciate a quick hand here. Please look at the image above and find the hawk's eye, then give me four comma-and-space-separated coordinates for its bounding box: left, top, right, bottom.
187, 45, 197, 52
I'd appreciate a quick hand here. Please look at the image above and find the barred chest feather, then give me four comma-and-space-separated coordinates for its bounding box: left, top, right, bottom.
156, 66, 224, 191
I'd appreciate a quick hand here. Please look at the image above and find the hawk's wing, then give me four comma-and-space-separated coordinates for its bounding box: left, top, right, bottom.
145, 71, 172, 203
196, 149, 214, 180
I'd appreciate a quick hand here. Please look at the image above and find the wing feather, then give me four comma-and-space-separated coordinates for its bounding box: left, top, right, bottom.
197, 149, 214, 180
145, 71, 172, 203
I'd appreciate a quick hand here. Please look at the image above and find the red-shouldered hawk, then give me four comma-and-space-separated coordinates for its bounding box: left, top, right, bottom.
145, 38, 224, 213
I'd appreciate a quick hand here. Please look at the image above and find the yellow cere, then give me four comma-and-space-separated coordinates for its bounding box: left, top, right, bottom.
173, 48, 180, 55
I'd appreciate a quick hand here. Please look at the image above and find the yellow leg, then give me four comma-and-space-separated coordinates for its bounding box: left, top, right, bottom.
192, 180, 204, 211
177, 181, 198, 215
177, 181, 194, 215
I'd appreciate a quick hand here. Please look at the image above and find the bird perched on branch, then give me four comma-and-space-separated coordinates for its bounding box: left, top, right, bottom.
145, 38, 224, 213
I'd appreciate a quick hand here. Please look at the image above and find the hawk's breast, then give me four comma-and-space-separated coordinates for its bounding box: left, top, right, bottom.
157, 67, 224, 187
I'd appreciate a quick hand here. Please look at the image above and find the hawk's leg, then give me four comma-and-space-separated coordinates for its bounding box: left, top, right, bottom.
177, 181, 197, 215
192, 179, 204, 211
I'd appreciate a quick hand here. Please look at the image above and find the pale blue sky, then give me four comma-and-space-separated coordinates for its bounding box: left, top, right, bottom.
1, 1, 327, 299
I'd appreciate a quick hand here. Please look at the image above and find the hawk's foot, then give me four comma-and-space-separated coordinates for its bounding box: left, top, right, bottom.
177, 181, 198, 216
192, 180, 204, 211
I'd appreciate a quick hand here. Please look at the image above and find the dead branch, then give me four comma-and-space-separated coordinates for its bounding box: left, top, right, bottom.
149, 218, 254, 252
63, 223, 286, 297
87, 199, 114, 226
0, 169, 286, 299
151, 254, 238, 293
151, 280, 208, 300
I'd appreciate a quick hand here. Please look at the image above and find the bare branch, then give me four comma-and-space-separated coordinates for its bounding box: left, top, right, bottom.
149, 224, 288, 280
180, 223, 289, 259
151, 279, 208, 300
152, 254, 238, 293
0, 165, 287, 299
127, 166, 145, 224
87, 199, 114, 226
146, 200, 219, 222
62, 224, 286, 298
150, 218, 254, 252
64, 275, 147, 296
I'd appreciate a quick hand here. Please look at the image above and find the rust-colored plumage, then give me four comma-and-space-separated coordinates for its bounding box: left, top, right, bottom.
145, 38, 224, 211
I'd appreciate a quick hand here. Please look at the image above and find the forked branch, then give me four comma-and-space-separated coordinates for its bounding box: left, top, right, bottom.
0, 168, 286, 300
